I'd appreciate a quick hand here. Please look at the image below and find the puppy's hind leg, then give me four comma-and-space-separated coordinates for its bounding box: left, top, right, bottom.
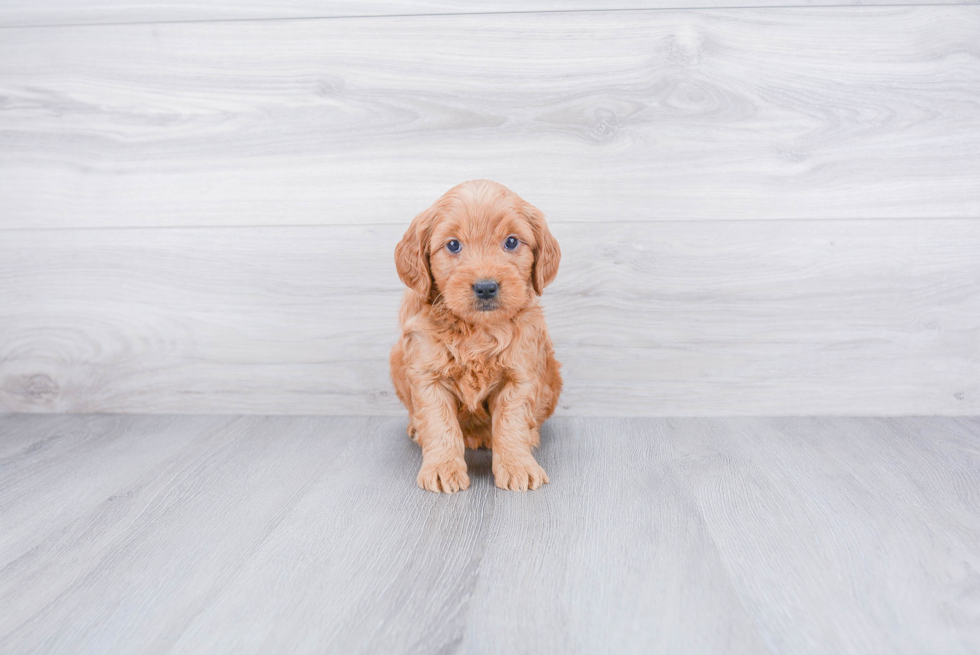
390, 341, 420, 440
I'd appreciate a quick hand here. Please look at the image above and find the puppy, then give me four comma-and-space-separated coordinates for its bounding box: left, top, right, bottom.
390, 180, 562, 493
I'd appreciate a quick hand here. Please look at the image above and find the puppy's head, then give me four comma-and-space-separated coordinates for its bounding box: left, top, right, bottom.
395, 180, 560, 324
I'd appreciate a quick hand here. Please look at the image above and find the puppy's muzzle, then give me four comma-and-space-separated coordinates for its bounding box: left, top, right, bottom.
473, 279, 499, 310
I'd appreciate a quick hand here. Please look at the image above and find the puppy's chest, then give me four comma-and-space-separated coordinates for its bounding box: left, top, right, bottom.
442, 349, 507, 415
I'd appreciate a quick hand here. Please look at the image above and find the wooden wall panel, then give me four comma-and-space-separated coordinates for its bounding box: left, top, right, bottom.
0, 0, 967, 28
1, 8, 978, 229
2, 219, 976, 416
2, 7, 977, 416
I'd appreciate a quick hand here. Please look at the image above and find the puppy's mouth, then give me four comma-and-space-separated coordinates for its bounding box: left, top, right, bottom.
474, 299, 500, 312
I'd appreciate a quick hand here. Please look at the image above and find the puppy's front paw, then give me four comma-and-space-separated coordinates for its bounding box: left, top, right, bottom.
493, 458, 549, 492
417, 458, 470, 494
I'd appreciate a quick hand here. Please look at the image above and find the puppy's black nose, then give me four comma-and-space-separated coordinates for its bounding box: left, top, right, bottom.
473, 280, 499, 300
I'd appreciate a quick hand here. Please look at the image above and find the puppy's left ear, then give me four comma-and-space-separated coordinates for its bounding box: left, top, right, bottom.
524, 202, 561, 295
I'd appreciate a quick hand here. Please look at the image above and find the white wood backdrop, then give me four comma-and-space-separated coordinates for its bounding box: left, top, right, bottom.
1, 4, 978, 415
2, 220, 977, 415
0, 0, 970, 27
2, 9, 979, 229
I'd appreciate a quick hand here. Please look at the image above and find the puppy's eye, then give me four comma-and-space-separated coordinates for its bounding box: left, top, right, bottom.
446, 239, 461, 253
504, 236, 520, 251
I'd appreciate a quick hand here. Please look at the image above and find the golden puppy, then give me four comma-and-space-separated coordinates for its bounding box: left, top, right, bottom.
390, 180, 562, 493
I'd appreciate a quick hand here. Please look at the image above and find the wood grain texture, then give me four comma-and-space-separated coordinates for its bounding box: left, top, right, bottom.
455, 417, 769, 653
0, 415, 234, 581
1, 415, 978, 653
1, 0, 973, 28
0, 414, 367, 652
667, 416, 980, 653
2, 8, 979, 229
1, 219, 977, 416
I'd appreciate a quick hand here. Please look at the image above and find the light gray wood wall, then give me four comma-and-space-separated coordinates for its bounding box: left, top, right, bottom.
1, 5, 978, 415
2, 220, 977, 415
0, 0, 972, 28
2, 9, 980, 229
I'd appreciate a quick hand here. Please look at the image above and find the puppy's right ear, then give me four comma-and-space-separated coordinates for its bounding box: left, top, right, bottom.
395, 205, 436, 298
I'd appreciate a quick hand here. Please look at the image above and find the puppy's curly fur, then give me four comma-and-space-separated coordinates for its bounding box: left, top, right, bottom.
390, 180, 562, 493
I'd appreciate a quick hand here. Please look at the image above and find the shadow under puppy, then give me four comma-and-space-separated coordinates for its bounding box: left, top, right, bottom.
390, 180, 562, 493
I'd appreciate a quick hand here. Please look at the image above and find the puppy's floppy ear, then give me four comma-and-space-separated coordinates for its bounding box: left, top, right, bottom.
395, 204, 437, 298
524, 202, 561, 295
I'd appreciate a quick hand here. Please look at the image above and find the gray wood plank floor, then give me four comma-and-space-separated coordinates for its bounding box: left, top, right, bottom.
1, 415, 977, 653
